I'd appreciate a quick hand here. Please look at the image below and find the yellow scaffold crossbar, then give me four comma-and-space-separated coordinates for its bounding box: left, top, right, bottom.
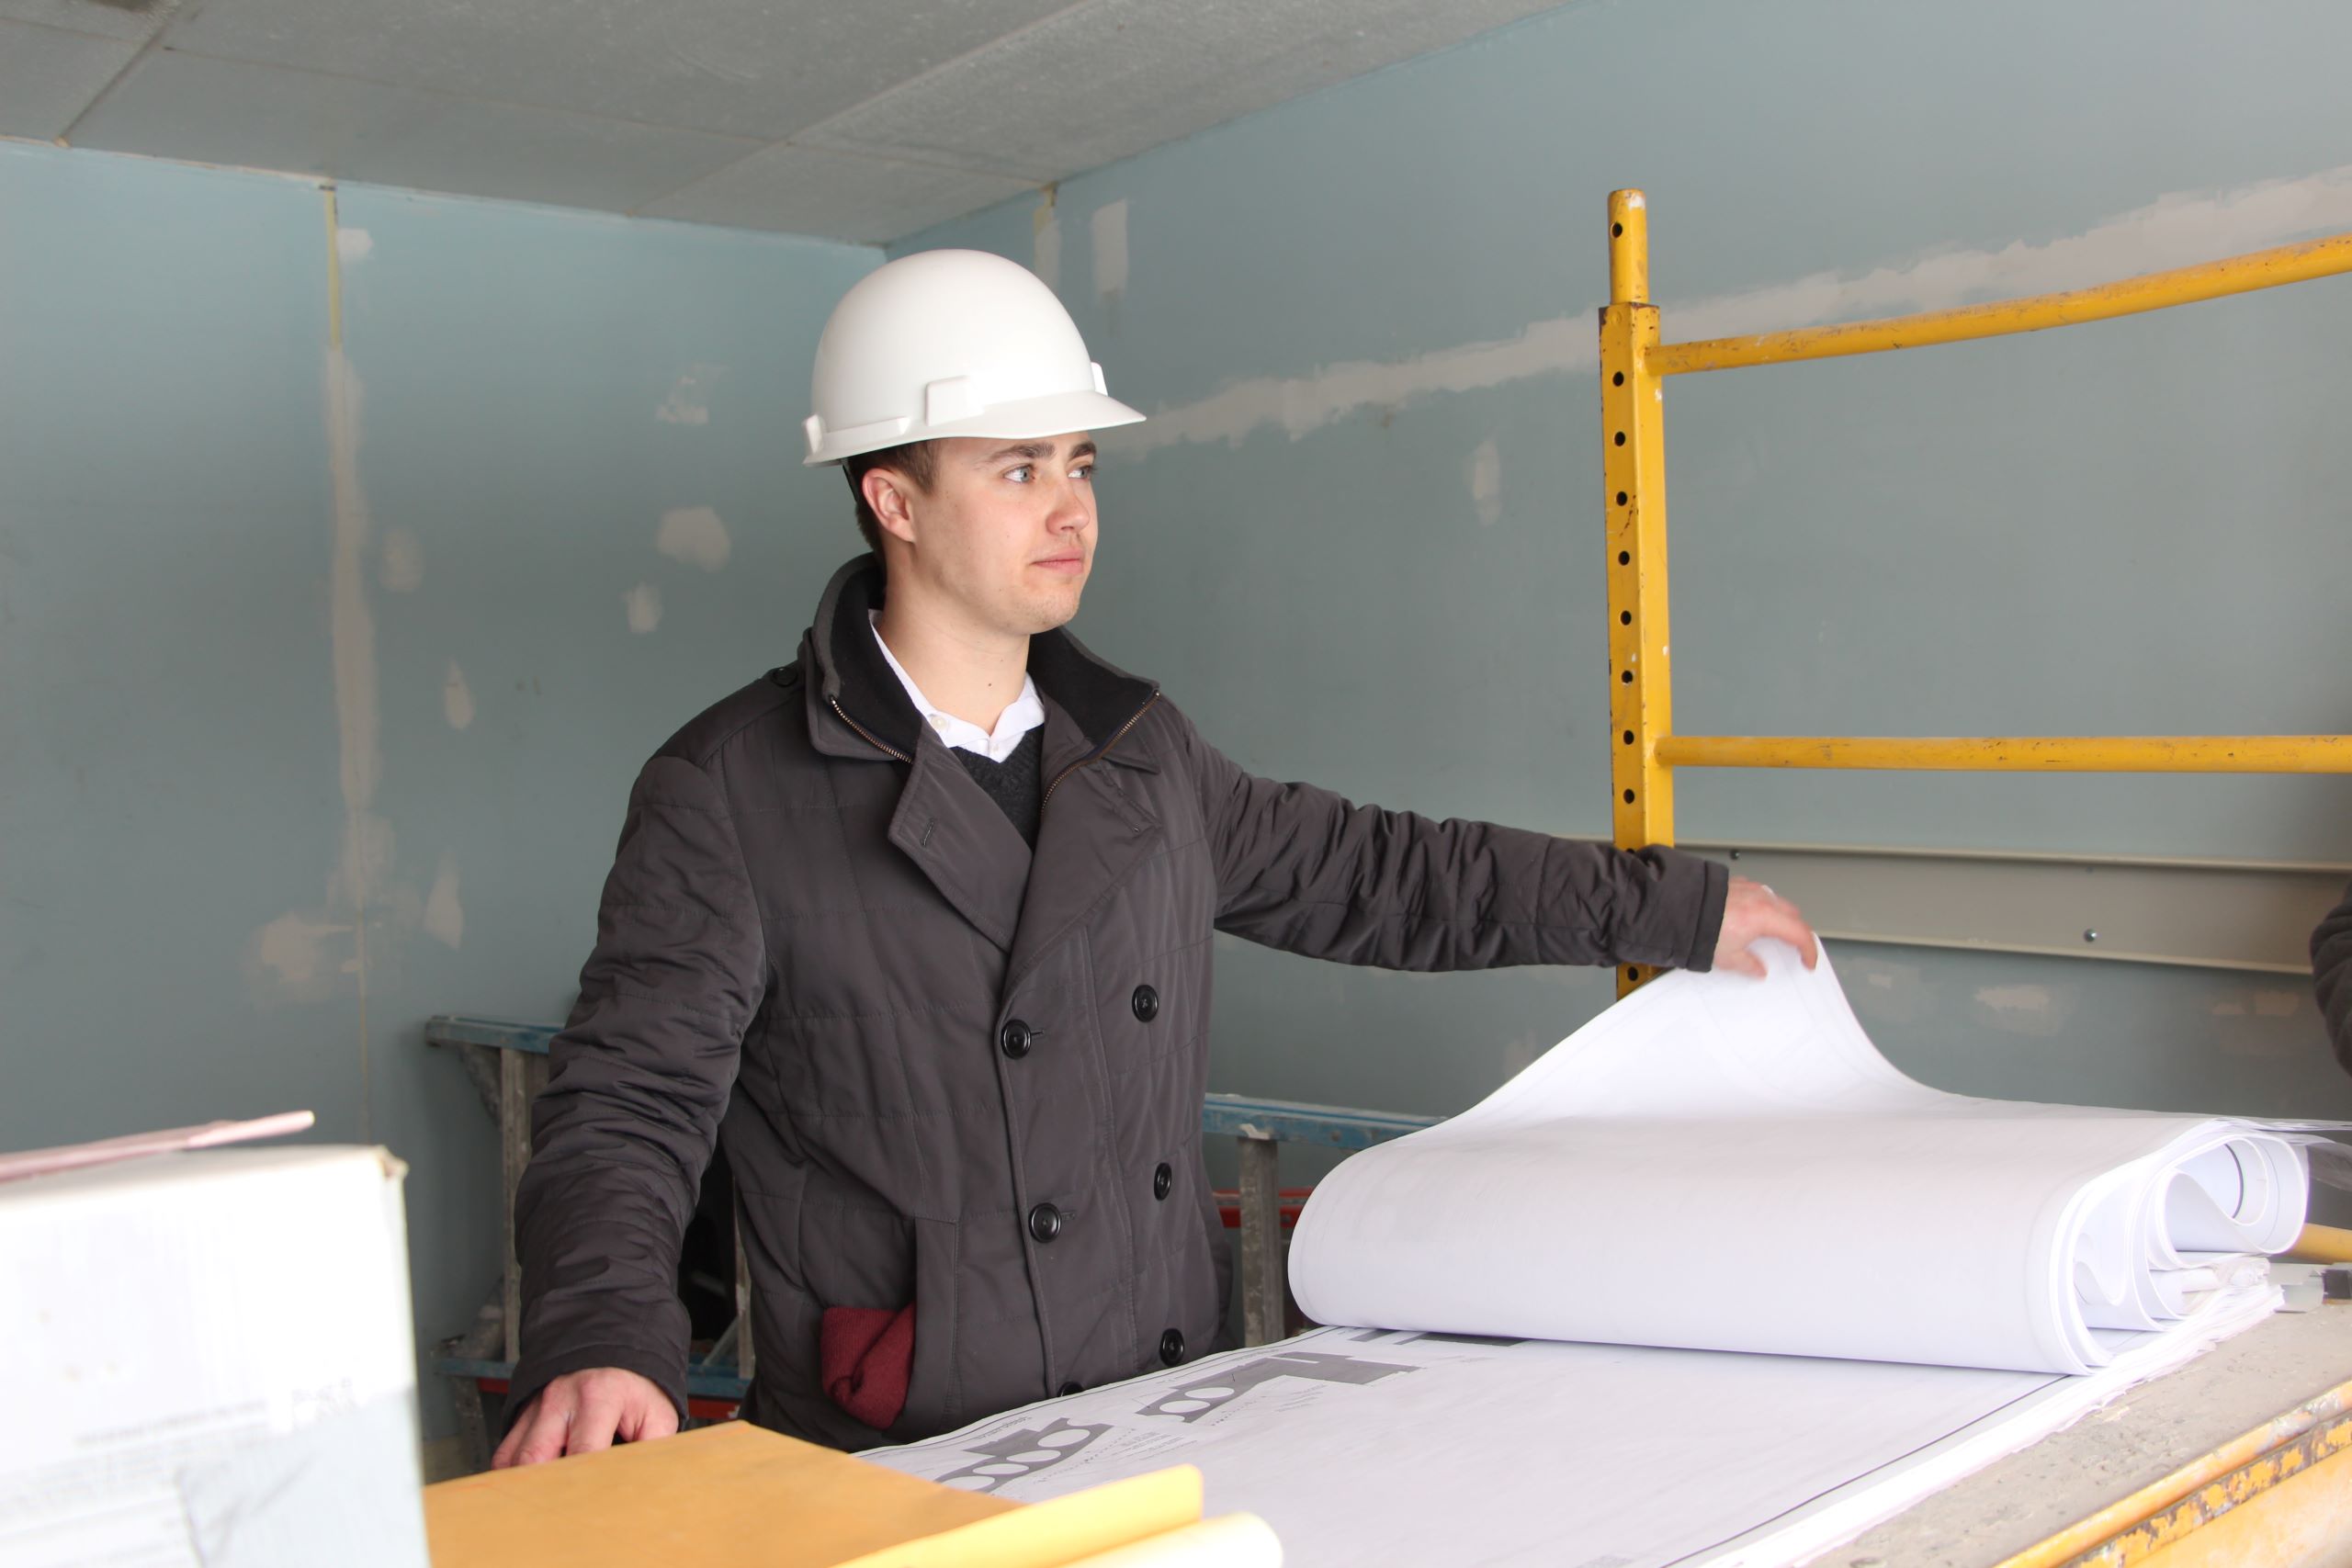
1600, 189, 2352, 997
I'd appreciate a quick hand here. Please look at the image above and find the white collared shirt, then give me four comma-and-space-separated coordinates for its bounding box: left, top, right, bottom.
870, 612, 1046, 763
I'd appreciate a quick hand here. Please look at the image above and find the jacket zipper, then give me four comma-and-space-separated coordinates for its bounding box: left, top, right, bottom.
829, 696, 911, 764
1043, 692, 1160, 807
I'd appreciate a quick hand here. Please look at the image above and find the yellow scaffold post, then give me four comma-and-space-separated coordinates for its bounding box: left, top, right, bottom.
1600, 192, 1673, 998
1600, 190, 2352, 998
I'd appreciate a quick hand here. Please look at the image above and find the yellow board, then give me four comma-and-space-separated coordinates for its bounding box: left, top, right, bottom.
1656, 734, 2352, 774
1644, 230, 2352, 378
424, 1423, 1202, 1568
1600, 188, 1675, 1000
2289, 1224, 2352, 1265
2135, 1442, 2352, 1568
834, 1469, 1205, 1568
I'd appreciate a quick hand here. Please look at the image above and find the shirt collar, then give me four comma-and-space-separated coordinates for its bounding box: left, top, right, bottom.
868, 612, 1046, 762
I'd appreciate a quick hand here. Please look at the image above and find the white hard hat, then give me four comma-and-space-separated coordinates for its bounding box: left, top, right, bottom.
802, 249, 1145, 466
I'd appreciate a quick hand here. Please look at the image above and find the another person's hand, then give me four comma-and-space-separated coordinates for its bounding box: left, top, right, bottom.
492, 1367, 679, 1468
1712, 876, 1819, 978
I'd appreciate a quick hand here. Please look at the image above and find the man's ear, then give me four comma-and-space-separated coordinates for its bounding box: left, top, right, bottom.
862, 467, 920, 547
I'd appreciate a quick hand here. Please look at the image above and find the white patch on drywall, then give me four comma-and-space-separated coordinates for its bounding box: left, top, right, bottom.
442, 660, 475, 730
656, 505, 731, 570
1841, 955, 1925, 1023
334, 227, 374, 265
1974, 982, 2066, 1039
378, 525, 423, 592
423, 853, 464, 949
625, 582, 662, 633
1467, 437, 1502, 525
247, 912, 348, 999
1091, 200, 1128, 300
1121, 161, 2352, 455
657, 363, 727, 425
1126, 314, 1586, 454
1975, 984, 2052, 1017
2253, 989, 2303, 1019
1034, 192, 1062, 291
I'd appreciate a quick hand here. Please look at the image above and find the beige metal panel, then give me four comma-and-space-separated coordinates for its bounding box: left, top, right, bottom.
1665, 838, 2350, 976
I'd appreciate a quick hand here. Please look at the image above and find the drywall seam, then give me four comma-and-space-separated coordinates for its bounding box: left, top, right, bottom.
1121, 162, 2352, 454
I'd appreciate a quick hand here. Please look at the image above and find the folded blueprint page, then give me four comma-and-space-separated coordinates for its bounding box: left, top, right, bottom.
1287, 942, 2305, 1373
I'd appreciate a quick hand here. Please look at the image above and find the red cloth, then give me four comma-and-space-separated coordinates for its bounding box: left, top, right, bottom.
820, 1303, 916, 1428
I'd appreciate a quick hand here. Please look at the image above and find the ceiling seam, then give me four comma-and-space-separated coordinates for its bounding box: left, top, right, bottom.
625, 133, 1048, 222
80, 40, 772, 146
0, 13, 151, 43
55, 0, 186, 146
68, 2, 1122, 155
777, 0, 1111, 148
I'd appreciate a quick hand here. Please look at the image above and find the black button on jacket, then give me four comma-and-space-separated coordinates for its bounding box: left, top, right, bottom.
511, 555, 1730, 1452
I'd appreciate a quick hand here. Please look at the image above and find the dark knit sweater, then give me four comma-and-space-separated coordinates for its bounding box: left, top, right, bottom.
953, 728, 1045, 847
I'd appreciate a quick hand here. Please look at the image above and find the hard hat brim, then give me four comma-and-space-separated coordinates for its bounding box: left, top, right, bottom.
804, 389, 1146, 466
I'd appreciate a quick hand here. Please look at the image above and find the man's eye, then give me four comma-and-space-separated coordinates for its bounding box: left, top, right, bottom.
1073, 465, 1096, 482
1006, 465, 1033, 483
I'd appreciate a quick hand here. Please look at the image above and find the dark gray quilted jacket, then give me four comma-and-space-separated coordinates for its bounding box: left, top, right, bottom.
2315, 879, 2352, 1071
511, 555, 1728, 1449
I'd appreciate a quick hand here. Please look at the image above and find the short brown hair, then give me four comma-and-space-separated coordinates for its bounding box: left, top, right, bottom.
842, 441, 938, 556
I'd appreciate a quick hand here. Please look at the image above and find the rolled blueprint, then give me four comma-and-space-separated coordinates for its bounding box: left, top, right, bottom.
1287, 942, 2307, 1374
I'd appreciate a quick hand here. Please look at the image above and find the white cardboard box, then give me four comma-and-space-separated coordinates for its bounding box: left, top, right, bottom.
0, 1145, 429, 1567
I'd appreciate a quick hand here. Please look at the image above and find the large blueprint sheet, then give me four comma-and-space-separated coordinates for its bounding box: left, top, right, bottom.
1291, 942, 2304, 1374
868, 1296, 2276, 1568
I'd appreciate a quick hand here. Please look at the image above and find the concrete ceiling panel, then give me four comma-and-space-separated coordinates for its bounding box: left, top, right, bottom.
0, 19, 142, 139
151, 0, 1080, 141
639, 141, 1035, 243
796, 0, 1566, 184
0, 0, 175, 45
24, 0, 1576, 242
69, 50, 763, 213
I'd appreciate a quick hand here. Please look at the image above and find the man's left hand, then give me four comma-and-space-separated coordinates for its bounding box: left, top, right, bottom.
1712, 876, 1819, 977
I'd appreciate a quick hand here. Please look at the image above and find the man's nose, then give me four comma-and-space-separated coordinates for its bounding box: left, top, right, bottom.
1046, 475, 1093, 531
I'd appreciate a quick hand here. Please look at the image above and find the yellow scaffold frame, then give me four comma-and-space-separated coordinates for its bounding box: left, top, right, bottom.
1600, 189, 2352, 997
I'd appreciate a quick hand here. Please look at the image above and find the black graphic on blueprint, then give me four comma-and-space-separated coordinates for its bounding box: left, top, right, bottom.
933, 1416, 1111, 1495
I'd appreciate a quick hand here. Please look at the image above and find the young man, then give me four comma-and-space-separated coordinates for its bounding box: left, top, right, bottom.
2315, 881, 2352, 1072
496, 250, 1815, 1466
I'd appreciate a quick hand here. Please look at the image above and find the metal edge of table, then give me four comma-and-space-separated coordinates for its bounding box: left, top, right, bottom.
1997, 1366, 2352, 1568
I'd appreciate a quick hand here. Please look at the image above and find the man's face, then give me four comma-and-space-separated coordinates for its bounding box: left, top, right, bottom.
889, 433, 1099, 637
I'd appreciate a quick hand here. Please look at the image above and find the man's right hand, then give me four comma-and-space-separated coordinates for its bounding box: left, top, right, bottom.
491, 1367, 679, 1468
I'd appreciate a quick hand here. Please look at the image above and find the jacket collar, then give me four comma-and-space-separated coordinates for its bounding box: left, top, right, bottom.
801, 554, 1159, 768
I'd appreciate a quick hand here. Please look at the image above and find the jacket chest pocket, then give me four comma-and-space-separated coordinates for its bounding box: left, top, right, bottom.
765, 904, 1006, 1122
1094, 839, 1216, 1075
